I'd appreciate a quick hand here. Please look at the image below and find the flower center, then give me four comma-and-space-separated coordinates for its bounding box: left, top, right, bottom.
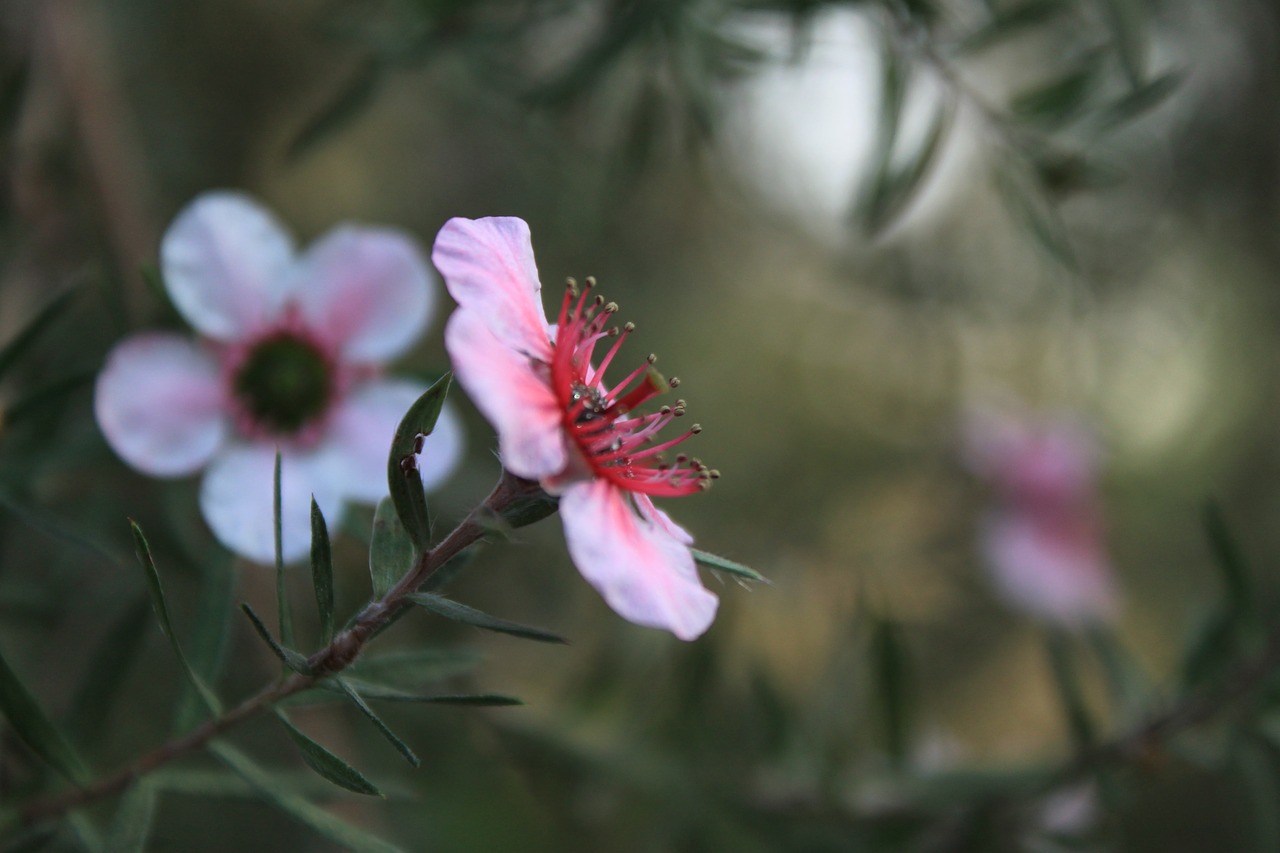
550, 277, 717, 498
233, 333, 333, 434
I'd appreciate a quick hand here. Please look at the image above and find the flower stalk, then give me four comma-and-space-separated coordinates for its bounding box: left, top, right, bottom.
13, 471, 544, 830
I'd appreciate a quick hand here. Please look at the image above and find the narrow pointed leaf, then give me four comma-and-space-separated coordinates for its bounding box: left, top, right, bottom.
334, 678, 420, 767
311, 499, 335, 643
1044, 631, 1094, 748
0, 824, 57, 853
130, 520, 221, 716
104, 781, 157, 853
369, 497, 415, 599
0, 643, 90, 784
957, 0, 1066, 54
67, 594, 153, 747
209, 741, 405, 853
1204, 503, 1253, 619
0, 287, 78, 381
3, 371, 96, 427
692, 549, 767, 583
407, 593, 567, 644
274, 709, 382, 796
870, 618, 911, 767
353, 648, 485, 685
385, 374, 450, 552
240, 603, 313, 675
273, 452, 295, 650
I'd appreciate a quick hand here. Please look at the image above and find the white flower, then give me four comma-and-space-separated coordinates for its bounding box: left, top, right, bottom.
95, 191, 463, 563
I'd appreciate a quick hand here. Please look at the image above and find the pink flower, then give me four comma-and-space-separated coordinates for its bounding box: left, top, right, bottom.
964, 408, 1118, 626
432, 217, 718, 640
95, 192, 463, 563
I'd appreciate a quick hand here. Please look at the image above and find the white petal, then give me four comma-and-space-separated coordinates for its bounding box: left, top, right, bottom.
323, 379, 465, 503
199, 443, 345, 564
560, 480, 718, 641
295, 226, 434, 363
161, 191, 296, 340
445, 310, 567, 480
94, 333, 229, 477
431, 217, 553, 361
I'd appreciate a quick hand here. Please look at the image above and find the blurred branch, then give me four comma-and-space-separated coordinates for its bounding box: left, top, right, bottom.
11, 471, 546, 832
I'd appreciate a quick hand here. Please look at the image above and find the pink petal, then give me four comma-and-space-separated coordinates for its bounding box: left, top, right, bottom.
981, 511, 1117, 626
294, 226, 434, 363
445, 309, 567, 480
161, 191, 296, 341
94, 333, 229, 477
432, 217, 553, 362
199, 443, 346, 564
559, 480, 718, 641
323, 379, 465, 502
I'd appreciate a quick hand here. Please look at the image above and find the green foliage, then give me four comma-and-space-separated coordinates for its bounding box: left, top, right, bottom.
0, 288, 78, 383
311, 498, 336, 643
407, 592, 567, 644
691, 549, 767, 583
335, 678, 421, 767
103, 782, 156, 853
240, 603, 313, 675
0, 644, 91, 785
273, 452, 295, 650
66, 594, 152, 748
386, 374, 450, 552
274, 709, 383, 797
370, 497, 416, 600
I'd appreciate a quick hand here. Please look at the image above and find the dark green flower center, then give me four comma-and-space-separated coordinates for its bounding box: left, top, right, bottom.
234, 334, 333, 434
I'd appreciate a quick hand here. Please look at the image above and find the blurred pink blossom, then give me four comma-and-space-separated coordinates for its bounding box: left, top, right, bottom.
964, 407, 1118, 626
95, 192, 463, 563
432, 216, 718, 640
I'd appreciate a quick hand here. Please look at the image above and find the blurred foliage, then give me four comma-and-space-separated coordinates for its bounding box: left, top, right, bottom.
2, 0, 1280, 850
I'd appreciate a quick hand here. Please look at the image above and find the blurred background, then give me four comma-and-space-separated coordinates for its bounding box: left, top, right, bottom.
3, 0, 1280, 850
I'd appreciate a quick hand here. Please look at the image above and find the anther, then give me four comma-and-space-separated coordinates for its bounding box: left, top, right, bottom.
691, 424, 703, 434
673, 407, 686, 417
708, 469, 721, 479
660, 405, 671, 415
646, 353, 657, 364
608, 326, 620, 336
593, 294, 605, 307
604, 301, 619, 314
585, 276, 597, 288
668, 377, 681, 388
675, 399, 686, 407
624, 322, 636, 332
676, 454, 689, 463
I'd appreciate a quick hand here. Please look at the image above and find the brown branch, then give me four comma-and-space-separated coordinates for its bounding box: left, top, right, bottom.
14, 471, 546, 829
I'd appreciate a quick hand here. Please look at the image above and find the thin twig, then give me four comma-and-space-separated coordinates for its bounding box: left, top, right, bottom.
14, 471, 544, 829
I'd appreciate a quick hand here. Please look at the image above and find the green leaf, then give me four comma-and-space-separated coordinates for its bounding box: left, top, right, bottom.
1097, 70, 1182, 129
103, 782, 157, 853
3, 371, 96, 428
352, 647, 486, 685
321, 678, 521, 706
369, 497, 416, 599
67, 594, 153, 747
209, 741, 404, 853
1180, 606, 1240, 688
993, 162, 1078, 268
0, 491, 124, 566
334, 678, 420, 767
692, 549, 767, 583
240, 603, 313, 675
871, 618, 911, 767
0, 287, 78, 381
407, 593, 567, 644
0, 824, 57, 853
494, 482, 559, 531
287, 58, 384, 161
311, 499, 335, 643
273, 452, 295, 651
956, 0, 1067, 54
1203, 502, 1253, 619
1010, 65, 1096, 127
0, 642, 90, 784
274, 709, 382, 796
421, 547, 476, 593
129, 520, 222, 716
150, 767, 389, 800
1044, 631, 1094, 748
1101, 0, 1148, 87
385, 374, 450, 552
859, 94, 955, 235
173, 555, 235, 732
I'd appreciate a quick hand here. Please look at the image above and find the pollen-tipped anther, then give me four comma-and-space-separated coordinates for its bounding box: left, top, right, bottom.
624, 322, 636, 332
668, 377, 680, 388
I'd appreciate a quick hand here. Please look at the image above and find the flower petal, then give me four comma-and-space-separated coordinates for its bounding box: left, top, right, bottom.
446, 309, 566, 480
323, 378, 465, 502
161, 191, 296, 340
94, 333, 229, 477
560, 480, 718, 641
432, 217, 553, 362
295, 226, 434, 363
199, 443, 346, 564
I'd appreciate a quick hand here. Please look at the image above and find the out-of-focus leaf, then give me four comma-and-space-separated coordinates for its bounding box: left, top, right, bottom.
1085, 626, 1149, 721
1235, 733, 1280, 852
1101, 0, 1147, 87
103, 782, 157, 853
871, 618, 911, 767
150, 767, 395, 799
0, 643, 91, 784
385, 374, 450, 552
209, 741, 404, 853
370, 497, 416, 600
240, 603, 313, 675
173, 555, 235, 732
352, 647, 485, 685
957, 0, 1067, 54
0, 288, 78, 381
1044, 631, 1094, 749
3, 371, 96, 427
274, 709, 382, 797
311, 499, 335, 643
334, 678, 420, 767
0, 492, 124, 566
130, 520, 221, 716
317, 679, 521, 705
0, 823, 57, 853
692, 549, 767, 583
1097, 70, 1182, 129
288, 58, 384, 161
407, 592, 567, 644
994, 163, 1078, 268
273, 452, 295, 651
67, 594, 152, 747
1032, 150, 1123, 196
1180, 607, 1240, 689
495, 486, 559, 531
1203, 503, 1253, 619
1010, 65, 1096, 127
